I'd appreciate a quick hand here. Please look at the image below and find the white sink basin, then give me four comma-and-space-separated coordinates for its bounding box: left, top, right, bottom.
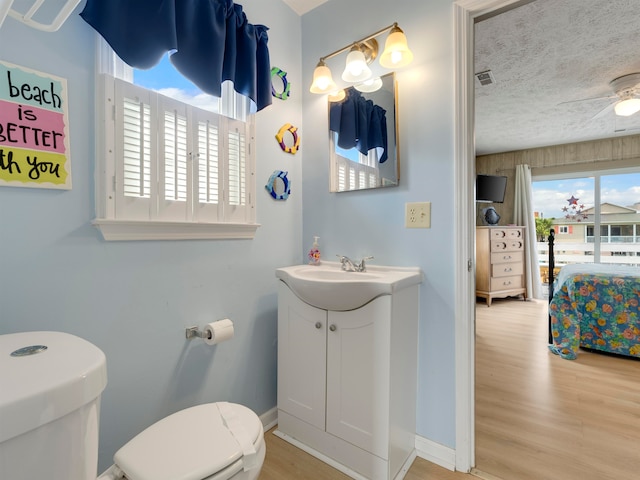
276, 261, 422, 311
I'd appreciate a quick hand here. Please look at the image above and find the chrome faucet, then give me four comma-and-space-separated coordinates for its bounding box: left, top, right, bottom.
336, 255, 374, 272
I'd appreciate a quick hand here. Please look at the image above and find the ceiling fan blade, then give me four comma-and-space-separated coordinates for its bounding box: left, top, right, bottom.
591, 101, 617, 120
557, 94, 616, 106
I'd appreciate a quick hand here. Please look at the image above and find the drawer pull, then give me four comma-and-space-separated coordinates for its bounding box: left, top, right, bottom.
503, 281, 512, 286
503, 255, 512, 260
329, 324, 337, 332
504, 267, 512, 272
315, 322, 322, 329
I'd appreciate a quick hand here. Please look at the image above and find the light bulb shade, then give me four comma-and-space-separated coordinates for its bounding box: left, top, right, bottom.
328, 90, 346, 102
310, 62, 337, 94
379, 26, 414, 69
342, 47, 372, 82
614, 98, 640, 117
354, 77, 383, 93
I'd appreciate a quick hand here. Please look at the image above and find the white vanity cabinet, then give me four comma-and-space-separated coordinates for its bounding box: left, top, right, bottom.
276, 280, 420, 480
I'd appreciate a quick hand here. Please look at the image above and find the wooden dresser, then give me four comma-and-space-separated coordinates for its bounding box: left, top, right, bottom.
476, 226, 526, 306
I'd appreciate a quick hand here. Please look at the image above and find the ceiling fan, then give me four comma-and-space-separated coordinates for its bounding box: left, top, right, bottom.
561, 72, 640, 120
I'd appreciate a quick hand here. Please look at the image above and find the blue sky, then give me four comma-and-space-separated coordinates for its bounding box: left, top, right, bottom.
133, 55, 220, 111
533, 172, 640, 219
134, 54, 194, 91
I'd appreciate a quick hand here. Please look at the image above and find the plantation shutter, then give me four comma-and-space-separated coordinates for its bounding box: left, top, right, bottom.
105, 76, 254, 226
158, 96, 191, 221
193, 109, 222, 222
224, 118, 254, 223
114, 80, 156, 220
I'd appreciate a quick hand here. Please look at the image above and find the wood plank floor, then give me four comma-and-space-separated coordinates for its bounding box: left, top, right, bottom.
258, 298, 640, 479
475, 298, 640, 480
260, 427, 470, 479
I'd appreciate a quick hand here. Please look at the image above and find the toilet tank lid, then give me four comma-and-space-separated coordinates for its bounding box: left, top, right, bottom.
0, 331, 107, 443
114, 402, 262, 480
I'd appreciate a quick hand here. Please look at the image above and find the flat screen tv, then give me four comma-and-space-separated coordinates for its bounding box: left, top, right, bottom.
476, 174, 507, 203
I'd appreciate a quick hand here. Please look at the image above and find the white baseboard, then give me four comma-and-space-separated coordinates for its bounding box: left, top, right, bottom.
414, 434, 456, 472
261, 411, 457, 475
259, 406, 278, 431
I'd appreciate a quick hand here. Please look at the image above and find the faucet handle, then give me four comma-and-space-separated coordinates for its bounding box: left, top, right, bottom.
358, 256, 374, 271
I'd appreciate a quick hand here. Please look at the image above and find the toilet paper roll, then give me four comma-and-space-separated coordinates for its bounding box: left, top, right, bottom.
204, 319, 234, 345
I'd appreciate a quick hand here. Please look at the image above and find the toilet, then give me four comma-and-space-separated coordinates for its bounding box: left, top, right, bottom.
0, 331, 265, 480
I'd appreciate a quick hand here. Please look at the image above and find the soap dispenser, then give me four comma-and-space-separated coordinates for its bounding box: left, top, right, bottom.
308, 236, 321, 265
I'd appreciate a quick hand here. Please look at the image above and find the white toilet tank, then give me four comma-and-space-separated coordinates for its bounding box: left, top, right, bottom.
0, 331, 107, 480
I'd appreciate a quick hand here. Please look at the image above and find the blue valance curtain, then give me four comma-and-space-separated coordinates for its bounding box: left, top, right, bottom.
80, 0, 272, 112
329, 89, 388, 163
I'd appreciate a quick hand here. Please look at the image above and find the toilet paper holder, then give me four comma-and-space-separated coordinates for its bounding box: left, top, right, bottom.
185, 326, 212, 340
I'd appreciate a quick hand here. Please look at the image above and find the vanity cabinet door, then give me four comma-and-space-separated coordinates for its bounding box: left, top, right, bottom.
326, 295, 391, 459
277, 282, 327, 430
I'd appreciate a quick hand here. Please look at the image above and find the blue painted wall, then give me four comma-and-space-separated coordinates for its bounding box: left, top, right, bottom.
301, 0, 457, 448
0, 1, 303, 471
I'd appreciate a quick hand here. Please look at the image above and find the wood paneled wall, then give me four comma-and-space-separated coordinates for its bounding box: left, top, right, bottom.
475, 134, 640, 225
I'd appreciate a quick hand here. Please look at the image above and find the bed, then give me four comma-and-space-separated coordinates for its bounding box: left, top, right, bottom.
547, 232, 640, 360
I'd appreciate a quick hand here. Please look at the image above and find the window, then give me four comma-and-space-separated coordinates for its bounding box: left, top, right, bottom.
93, 42, 258, 241
329, 132, 380, 192
533, 169, 640, 266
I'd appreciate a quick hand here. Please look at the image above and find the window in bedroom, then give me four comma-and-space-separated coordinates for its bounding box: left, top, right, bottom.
533, 169, 640, 266
93, 43, 257, 241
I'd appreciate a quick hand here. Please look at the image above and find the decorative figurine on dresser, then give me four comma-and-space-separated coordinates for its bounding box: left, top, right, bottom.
475, 226, 527, 306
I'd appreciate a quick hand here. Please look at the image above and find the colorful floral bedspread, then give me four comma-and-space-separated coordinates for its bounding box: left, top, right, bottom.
549, 263, 640, 360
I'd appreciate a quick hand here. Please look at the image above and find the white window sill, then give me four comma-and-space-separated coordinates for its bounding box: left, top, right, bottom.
93, 219, 260, 241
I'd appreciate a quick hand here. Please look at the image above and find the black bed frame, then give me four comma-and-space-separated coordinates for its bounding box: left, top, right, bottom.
547, 228, 555, 344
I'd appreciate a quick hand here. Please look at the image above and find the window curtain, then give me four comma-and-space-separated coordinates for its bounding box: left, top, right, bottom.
80, 0, 272, 112
514, 164, 542, 300
329, 88, 388, 163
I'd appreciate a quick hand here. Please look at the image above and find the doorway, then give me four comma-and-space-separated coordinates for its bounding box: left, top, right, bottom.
453, 0, 536, 473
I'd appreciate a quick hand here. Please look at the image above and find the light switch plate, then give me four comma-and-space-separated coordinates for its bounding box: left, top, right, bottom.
405, 202, 431, 228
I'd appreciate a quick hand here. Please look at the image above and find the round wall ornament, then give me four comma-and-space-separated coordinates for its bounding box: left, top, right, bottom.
271, 67, 291, 100
265, 170, 291, 200
275, 123, 300, 154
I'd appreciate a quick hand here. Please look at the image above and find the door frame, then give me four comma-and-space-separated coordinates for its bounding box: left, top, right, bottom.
453, 0, 525, 472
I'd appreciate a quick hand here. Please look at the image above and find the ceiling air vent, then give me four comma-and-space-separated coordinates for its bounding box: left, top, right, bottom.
475, 70, 495, 86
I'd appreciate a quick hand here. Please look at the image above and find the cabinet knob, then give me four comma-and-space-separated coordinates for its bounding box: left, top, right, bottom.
315, 322, 322, 329
329, 324, 337, 332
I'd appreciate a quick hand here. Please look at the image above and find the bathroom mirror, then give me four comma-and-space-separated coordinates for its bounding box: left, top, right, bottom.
328, 73, 399, 193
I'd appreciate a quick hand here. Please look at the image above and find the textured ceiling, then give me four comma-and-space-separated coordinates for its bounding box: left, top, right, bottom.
475, 0, 640, 155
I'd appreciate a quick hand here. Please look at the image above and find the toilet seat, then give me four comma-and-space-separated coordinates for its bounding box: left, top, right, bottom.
113, 402, 263, 480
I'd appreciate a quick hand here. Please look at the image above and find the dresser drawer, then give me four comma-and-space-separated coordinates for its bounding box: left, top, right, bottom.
491, 251, 523, 265
490, 228, 523, 240
490, 239, 524, 252
491, 262, 523, 278
490, 275, 523, 291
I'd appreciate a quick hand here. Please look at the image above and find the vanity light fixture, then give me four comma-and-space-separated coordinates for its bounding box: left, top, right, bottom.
342, 44, 372, 82
309, 22, 413, 95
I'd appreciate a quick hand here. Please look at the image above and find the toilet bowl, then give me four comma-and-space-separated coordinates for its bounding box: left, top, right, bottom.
0, 331, 265, 480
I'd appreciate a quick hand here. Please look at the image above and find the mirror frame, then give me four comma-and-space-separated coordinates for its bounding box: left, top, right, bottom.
328, 72, 399, 193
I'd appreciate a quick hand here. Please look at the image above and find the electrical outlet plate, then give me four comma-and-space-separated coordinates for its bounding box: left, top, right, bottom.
405, 202, 431, 228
